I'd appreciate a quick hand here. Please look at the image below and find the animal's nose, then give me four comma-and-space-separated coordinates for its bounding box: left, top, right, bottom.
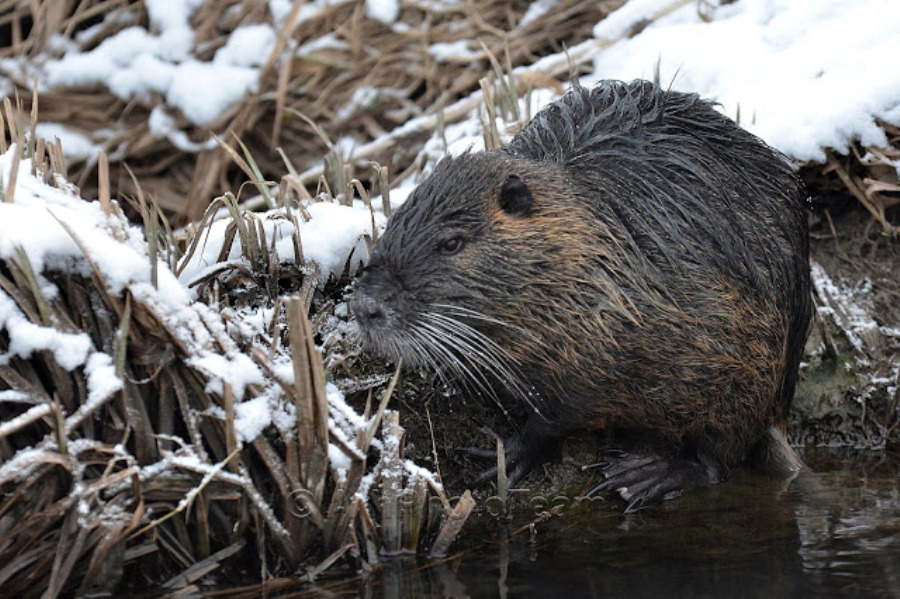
351, 293, 386, 326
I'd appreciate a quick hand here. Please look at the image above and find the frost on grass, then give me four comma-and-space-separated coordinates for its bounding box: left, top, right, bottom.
0, 139, 444, 588
810, 262, 882, 355
178, 199, 383, 295
805, 261, 898, 445
0, 291, 92, 369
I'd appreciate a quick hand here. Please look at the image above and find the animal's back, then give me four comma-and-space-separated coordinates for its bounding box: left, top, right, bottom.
507, 81, 811, 416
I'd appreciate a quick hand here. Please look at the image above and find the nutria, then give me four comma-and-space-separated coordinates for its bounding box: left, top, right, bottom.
351, 80, 811, 511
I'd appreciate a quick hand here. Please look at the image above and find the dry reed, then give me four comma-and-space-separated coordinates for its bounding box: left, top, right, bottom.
0, 96, 470, 595
0, 0, 618, 224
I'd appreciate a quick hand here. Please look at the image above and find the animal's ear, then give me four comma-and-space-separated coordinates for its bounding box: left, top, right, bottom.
498, 175, 532, 217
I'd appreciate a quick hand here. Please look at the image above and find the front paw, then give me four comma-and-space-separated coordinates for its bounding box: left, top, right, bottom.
456, 426, 550, 488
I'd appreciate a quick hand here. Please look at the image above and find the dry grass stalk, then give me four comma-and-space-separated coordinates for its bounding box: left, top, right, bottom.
1, 0, 617, 224
0, 128, 463, 596
802, 126, 900, 236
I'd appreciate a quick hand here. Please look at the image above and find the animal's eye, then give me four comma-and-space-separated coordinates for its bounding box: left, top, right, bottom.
439, 236, 465, 256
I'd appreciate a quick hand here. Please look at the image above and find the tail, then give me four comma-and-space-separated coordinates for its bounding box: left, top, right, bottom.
748, 426, 804, 479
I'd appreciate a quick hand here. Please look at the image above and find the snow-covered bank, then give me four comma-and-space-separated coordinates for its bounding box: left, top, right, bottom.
588, 0, 900, 162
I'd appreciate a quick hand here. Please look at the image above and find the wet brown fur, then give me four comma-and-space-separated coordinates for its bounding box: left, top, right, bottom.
352, 81, 811, 496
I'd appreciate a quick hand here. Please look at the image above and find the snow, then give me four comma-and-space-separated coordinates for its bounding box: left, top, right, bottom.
296, 33, 349, 56
65, 353, 124, 433
588, 0, 900, 161
301, 201, 384, 277
269, 0, 294, 25
108, 54, 176, 101
327, 382, 368, 431
84, 352, 123, 404
34, 123, 102, 162
810, 262, 881, 354
191, 352, 265, 401
593, 0, 683, 42
178, 201, 381, 295
0, 148, 154, 295
520, 0, 558, 28
428, 40, 481, 64
165, 60, 260, 126
404, 459, 444, 492
367, 0, 401, 24
145, 0, 203, 36
44, 27, 159, 88
0, 390, 31, 403
148, 106, 218, 152
214, 24, 277, 68
0, 271, 92, 370
336, 87, 388, 122
40, 0, 265, 128
329, 442, 353, 475
0, 404, 52, 439
234, 396, 272, 442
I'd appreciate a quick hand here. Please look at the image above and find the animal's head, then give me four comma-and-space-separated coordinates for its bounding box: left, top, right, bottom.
350, 151, 581, 394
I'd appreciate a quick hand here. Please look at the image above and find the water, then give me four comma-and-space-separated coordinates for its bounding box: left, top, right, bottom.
223, 448, 900, 598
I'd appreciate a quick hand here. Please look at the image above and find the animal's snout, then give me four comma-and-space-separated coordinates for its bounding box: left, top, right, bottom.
351, 293, 387, 327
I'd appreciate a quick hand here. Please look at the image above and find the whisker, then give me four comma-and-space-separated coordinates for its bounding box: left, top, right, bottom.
431, 303, 525, 331
418, 310, 540, 416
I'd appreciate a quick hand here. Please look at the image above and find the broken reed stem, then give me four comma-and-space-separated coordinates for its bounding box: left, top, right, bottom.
28, 80, 38, 159
429, 491, 476, 558
2, 97, 17, 144
287, 296, 329, 505
98, 152, 111, 215
4, 139, 23, 203
52, 394, 68, 455
496, 436, 508, 508
33, 137, 45, 177
378, 164, 391, 218
14, 247, 51, 326
148, 202, 159, 288
223, 383, 238, 473
0, 107, 6, 154
363, 360, 402, 449
401, 476, 429, 552
380, 410, 403, 556
479, 77, 501, 149
826, 155, 891, 233
130, 447, 242, 539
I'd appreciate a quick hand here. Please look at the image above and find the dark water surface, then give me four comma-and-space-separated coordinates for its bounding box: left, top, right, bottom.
231, 449, 900, 598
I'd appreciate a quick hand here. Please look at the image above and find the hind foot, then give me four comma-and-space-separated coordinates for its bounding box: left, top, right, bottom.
585, 451, 726, 513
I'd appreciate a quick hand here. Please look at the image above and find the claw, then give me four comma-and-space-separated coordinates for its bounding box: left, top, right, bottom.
470, 465, 499, 487
624, 496, 649, 514
582, 461, 611, 472
455, 446, 496, 460
476, 424, 502, 442
586, 449, 725, 512
455, 422, 562, 488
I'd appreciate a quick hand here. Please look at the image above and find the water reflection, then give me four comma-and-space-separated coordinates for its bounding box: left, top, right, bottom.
228, 449, 899, 598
